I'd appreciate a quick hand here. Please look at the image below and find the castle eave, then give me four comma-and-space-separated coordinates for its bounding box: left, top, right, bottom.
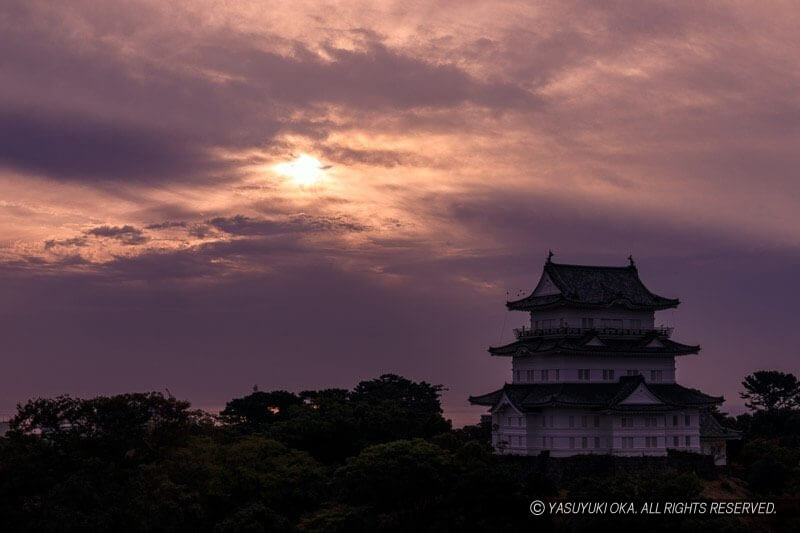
469, 378, 723, 413
488, 333, 700, 357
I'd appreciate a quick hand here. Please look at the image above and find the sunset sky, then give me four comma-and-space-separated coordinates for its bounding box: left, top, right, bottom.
1, 1, 798, 424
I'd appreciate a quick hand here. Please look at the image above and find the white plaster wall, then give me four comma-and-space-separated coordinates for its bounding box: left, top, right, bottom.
491, 402, 528, 455
529, 308, 656, 329
522, 408, 611, 456
610, 409, 700, 456
511, 355, 676, 383
490, 408, 702, 457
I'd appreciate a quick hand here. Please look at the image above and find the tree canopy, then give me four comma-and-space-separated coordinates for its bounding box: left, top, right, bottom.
740, 370, 800, 411
0, 372, 797, 531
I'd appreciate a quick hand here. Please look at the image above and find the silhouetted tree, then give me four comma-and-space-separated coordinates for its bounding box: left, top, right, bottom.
220, 390, 303, 431
221, 376, 452, 463
10, 392, 210, 462
305, 438, 529, 532
740, 370, 800, 411
349, 374, 451, 442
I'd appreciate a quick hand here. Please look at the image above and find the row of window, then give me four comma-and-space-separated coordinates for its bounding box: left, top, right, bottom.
513, 369, 664, 382
504, 416, 524, 426
621, 415, 692, 428
568, 415, 600, 428
503, 414, 693, 428
533, 318, 645, 329
497, 435, 694, 449
624, 436, 694, 449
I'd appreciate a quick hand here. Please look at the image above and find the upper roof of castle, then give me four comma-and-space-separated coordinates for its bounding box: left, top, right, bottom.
506, 257, 680, 312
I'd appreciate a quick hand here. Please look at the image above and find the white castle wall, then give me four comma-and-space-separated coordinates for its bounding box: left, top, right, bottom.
511, 355, 677, 384
492, 407, 701, 457
529, 308, 656, 330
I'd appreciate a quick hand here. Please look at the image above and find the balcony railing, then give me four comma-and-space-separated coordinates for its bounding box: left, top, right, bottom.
513, 326, 673, 340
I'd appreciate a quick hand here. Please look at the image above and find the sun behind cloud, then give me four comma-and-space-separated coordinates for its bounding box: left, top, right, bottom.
274, 154, 326, 186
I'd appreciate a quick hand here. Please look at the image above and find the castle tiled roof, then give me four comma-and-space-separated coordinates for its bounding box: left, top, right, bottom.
468, 375, 722, 412
699, 411, 742, 440
507, 261, 679, 311
488, 330, 699, 357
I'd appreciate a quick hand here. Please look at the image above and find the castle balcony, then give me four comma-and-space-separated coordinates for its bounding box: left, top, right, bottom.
513, 326, 673, 340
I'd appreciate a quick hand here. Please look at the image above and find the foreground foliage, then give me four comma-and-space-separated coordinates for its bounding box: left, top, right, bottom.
0, 373, 797, 531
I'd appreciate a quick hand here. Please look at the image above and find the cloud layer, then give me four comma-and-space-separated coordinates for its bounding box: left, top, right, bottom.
1, 0, 799, 422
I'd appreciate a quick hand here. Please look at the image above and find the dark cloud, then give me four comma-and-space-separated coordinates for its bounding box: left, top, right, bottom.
0, 110, 223, 183
0, 2, 536, 185
317, 144, 424, 168
86, 225, 148, 245
208, 214, 369, 236
144, 221, 188, 230
44, 236, 89, 250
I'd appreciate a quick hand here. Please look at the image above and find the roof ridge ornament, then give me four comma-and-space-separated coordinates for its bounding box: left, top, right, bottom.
628, 254, 636, 268
547, 249, 554, 264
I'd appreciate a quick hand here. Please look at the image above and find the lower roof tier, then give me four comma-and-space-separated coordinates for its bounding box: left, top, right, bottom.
469, 375, 722, 412
488, 330, 699, 357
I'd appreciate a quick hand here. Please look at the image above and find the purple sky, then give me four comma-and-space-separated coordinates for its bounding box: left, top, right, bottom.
1, 1, 799, 425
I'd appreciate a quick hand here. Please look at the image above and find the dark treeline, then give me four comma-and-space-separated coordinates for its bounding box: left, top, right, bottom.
0, 372, 798, 532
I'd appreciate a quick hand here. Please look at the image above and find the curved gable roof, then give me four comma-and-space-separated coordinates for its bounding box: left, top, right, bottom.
507, 261, 679, 311
488, 330, 700, 357
469, 376, 723, 411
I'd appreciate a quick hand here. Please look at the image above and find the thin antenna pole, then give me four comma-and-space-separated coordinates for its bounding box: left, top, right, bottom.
499, 291, 509, 343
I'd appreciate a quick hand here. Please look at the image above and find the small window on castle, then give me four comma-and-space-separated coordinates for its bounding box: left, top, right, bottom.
650, 370, 663, 382
673, 436, 679, 447
629, 319, 642, 329
541, 369, 549, 382
685, 435, 691, 447
685, 415, 691, 426
581, 415, 588, 428
581, 437, 588, 449
621, 417, 632, 428
582, 318, 594, 328
672, 415, 678, 426
594, 436, 600, 448
603, 369, 615, 381
578, 369, 590, 380
626, 369, 638, 376
554, 369, 560, 381
569, 437, 575, 449
542, 436, 546, 448
569, 416, 574, 428
593, 415, 600, 428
